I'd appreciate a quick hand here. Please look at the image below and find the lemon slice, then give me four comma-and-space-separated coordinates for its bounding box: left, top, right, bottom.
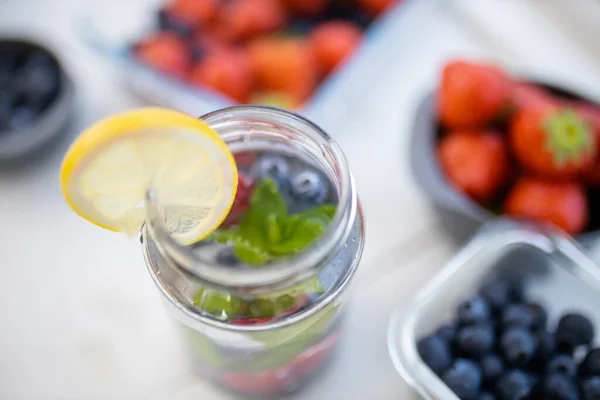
60, 107, 238, 245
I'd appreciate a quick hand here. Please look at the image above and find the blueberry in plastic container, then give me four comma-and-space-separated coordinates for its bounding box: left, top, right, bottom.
540, 373, 578, 400
480, 353, 504, 386
457, 295, 491, 326
546, 354, 577, 378
441, 359, 482, 400
581, 376, 600, 400
455, 324, 495, 359
556, 313, 595, 351
416, 335, 451, 376
436, 324, 458, 344
500, 328, 537, 367
580, 348, 600, 377
494, 370, 533, 400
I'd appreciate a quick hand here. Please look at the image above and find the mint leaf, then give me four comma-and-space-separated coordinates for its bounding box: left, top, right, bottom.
250, 178, 287, 219
233, 238, 272, 265
209, 227, 271, 265
193, 287, 247, 317
265, 213, 282, 244
297, 204, 336, 227
268, 218, 325, 255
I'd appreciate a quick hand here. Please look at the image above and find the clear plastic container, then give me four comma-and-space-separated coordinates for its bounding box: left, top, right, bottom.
142, 106, 365, 397
388, 219, 600, 400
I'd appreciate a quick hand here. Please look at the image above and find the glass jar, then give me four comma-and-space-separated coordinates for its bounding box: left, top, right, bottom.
142, 106, 365, 397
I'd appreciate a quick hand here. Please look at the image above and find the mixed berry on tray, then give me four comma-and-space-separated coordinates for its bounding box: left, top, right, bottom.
418, 278, 599, 400
132, 0, 401, 109
435, 59, 600, 236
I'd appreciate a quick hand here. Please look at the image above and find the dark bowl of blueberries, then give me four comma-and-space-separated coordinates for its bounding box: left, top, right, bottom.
0, 38, 75, 160
389, 219, 600, 400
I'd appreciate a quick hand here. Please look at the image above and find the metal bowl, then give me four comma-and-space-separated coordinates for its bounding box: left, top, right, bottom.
0, 38, 75, 161
409, 82, 600, 246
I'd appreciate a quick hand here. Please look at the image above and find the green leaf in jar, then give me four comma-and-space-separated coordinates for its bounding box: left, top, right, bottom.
192, 288, 247, 318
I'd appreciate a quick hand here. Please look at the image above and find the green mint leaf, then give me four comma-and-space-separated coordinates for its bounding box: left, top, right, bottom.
268, 218, 325, 255
265, 213, 283, 244
192, 287, 247, 317
233, 238, 272, 265
209, 228, 241, 244
297, 204, 336, 228
238, 209, 267, 247
250, 178, 287, 219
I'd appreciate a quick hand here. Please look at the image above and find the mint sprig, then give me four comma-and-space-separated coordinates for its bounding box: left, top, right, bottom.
210, 178, 336, 266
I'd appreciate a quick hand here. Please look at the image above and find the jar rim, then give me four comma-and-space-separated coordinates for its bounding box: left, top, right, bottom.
145, 105, 358, 293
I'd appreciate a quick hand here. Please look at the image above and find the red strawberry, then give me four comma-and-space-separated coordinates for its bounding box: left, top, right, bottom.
188, 47, 253, 103
357, 0, 399, 16
509, 105, 596, 179
165, 0, 218, 27
221, 366, 292, 396
437, 130, 510, 203
438, 60, 512, 129
212, 0, 287, 43
504, 177, 588, 235
247, 37, 318, 107
233, 152, 257, 167
511, 82, 559, 111
291, 330, 341, 378
135, 33, 190, 78
222, 172, 254, 227
309, 21, 363, 76
280, 0, 328, 16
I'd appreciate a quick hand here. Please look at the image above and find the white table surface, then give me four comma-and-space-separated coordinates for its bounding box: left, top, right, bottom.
2, 0, 600, 399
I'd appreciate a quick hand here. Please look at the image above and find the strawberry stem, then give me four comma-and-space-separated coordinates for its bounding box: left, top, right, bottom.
543, 109, 594, 167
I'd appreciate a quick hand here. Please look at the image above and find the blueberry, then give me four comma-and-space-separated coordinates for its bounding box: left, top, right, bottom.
255, 154, 290, 189
456, 324, 495, 359
157, 9, 195, 37
290, 170, 329, 204
8, 104, 36, 130
547, 354, 577, 378
442, 359, 482, 400
502, 304, 535, 330
480, 392, 496, 400
216, 248, 240, 267
540, 373, 578, 400
0, 91, 11, 130
495, 370, 533, 400
436, 324, 458, 344
580, 348, 600, 377
500, 328, 537, 366
525, 303, 547, 330
581, 377, 600, 400
457, 296, 491, 326
417, 335, 452, 376
481, 353, 504, 385
556, 313, 595, 351
479, 280, 512, 312
509, 280, 526, 303
15, 51, 60, 109
532, 330, 556, 365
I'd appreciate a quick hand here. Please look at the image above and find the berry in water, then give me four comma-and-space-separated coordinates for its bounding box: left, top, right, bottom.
290, 169, 329, 204
255, 154, 290, 189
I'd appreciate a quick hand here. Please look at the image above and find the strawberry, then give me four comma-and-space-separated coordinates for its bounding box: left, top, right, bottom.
281, 0, 328, 17
220, 367, 292, 396
165, 0, 218, 27
509, 105, 596, 179
134, 33, 190, 79
437, 130, 510, 203
504, 177, 588, 235
290, 330, 341, 378
357, 0, 399, 16
247, 37, 318, 107
511, 82, 559, 111
438, 60, 512, 129
222, 172, 254, 227
309, 21, 363, 76
188, 47, 253, 103
212, 0, 287, 43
